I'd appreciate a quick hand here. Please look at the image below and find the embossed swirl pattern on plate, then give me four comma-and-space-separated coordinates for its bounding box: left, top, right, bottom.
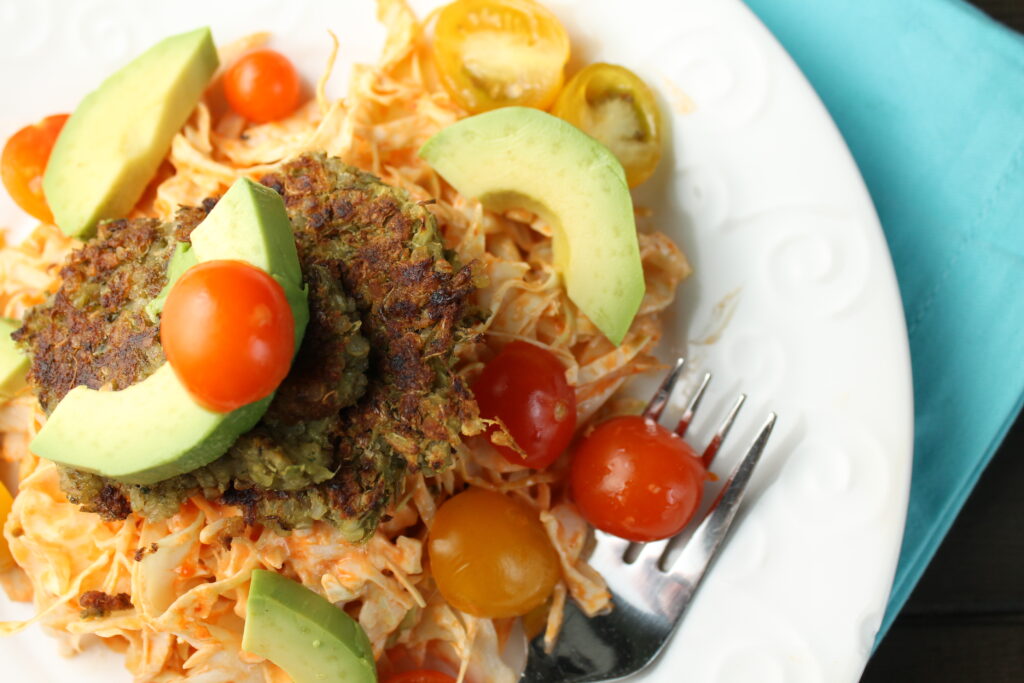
651, 22, 773, 130
693, 593, 827, 683
721, 326, 788, 397
67, 0, 141, 66
726, 208, 872, 318
0, 0, 51, 59
776, 409, 893, 533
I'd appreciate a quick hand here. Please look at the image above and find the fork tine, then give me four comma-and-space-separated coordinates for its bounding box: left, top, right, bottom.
631, 369, 711, 563
700, 393, 746, 468
633, 387, 737, 565
524, 405, 779, 682
661, 413, 777, 577
674, 372, 711, 437
589, 529, 632, 569
634, 536, 672, 567
642, 357, 685, 421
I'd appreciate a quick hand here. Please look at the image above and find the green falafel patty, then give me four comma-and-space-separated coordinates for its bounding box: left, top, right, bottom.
17, 154, 482, 539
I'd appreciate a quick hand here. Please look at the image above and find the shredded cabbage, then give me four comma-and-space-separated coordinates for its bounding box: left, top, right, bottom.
0, 0, 690, 680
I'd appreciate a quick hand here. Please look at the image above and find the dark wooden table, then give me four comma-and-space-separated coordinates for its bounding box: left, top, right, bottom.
859, 5, 1024, 681
862, 413, 1024, 682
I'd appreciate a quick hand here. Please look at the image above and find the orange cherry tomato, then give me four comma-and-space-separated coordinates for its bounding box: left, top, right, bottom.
1, 114, 69, 222
223, 49, 301, 123
161, 260, 294, 413
552, 63, 663, 187
0, 481, 14, 569
432, 0, 570, 113
383, 671, 456, 683
571, 415, 706, 542
428, 487, 560, 618
472, 341, 576, 469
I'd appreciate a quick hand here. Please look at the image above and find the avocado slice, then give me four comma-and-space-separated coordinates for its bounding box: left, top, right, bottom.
243, 569, 377, 683
188, 176, 308, 351
34, 364, 273, 484
43, 27, 218, 237
419, 106, 644, 345
0, 318, 28, 401
146, 176, 308, 344
31, 178, 309, 485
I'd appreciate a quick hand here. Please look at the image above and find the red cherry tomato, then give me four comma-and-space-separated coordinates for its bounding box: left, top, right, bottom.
383, 671, 456, 683
472, 341, 576, 469
223, 49, 301, 123
1, 114, 69, 222
161, 260, 294, 412
570, 415, 706, 542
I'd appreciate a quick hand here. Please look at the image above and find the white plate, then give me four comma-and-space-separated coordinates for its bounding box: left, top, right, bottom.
0, 0, 913, 681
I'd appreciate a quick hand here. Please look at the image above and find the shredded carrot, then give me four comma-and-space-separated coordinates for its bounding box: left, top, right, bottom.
0, 1, 689, 681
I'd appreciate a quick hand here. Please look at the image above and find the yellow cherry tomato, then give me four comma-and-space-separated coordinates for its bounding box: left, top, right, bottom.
0, 481, 13, 569
428, 487, 560, 618
432, 0, 570, 113
552, 63, 664, 187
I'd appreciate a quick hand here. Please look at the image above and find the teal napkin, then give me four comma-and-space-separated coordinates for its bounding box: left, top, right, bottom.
742, 0, 1024, 641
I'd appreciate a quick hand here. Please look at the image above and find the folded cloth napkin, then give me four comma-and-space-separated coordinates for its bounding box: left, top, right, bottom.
742, 0, 1024, 641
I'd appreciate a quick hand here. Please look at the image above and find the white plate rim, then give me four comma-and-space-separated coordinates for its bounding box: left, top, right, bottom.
0, 1, 914, 681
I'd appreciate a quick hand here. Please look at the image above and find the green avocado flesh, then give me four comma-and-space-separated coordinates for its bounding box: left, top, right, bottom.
144, 241, 197, 321
0, 318, 28, 400
31, 178, 309, 485
43, 27, 218, 237
146, 178, 310, 345
34, 365, 272, 484
243, 569, 377, 683
419, 106, 644, 345
190, 176, 304, 289
189, 178, 309, 351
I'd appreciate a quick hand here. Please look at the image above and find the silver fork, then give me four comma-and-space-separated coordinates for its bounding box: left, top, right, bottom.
521, 358, 777, 682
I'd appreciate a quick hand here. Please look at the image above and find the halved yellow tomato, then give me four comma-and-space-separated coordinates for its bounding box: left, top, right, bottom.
432, 0, 570, 113
552, 63, 663, 187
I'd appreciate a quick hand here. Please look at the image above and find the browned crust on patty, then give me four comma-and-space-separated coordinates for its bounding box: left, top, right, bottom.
79, 590, 133, 618
20, 154, 482, 538
265, 153, 483, 475
13, 210, 205, 412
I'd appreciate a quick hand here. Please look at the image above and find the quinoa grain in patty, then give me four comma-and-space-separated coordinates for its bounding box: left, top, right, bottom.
19, 154, 483, 539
